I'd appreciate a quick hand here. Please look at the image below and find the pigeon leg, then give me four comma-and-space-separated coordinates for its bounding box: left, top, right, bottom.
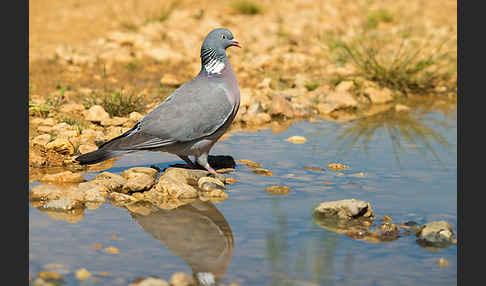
196, 153, 218, 175
178, 155, 197, 168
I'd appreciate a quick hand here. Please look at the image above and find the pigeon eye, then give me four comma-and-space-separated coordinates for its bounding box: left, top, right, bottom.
221, 34, 226, 40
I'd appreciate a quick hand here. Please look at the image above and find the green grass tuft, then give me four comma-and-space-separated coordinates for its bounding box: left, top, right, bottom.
85, 90, 145, 117
232, 0, 262, 15
323, 33, 455, 96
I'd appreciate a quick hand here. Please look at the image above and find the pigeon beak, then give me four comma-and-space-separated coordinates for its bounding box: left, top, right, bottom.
231, 39, 241, 48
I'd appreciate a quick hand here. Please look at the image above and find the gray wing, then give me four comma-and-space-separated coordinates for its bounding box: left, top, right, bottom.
107, 79, 234, 150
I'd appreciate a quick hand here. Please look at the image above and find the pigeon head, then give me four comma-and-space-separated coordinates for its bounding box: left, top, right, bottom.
200, 28, 240, 74
202, 28, 240, 52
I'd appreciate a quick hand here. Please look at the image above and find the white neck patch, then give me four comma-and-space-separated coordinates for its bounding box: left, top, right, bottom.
204, 58, 225, 74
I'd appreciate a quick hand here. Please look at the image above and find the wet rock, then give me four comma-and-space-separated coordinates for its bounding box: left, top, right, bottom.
78, 182, 109, 202
121, 167, 159, 193
286, 135, 307, 144
198, 176, 226, 192
32, 134, 52, 147
252, 168, 273, 176
170, 272, 194, 286
82, 105, 110, 123
313, 199, 375, 220
270, 94, 294, 118
75, 268, 91, 280
43, 195, 85, 211
327, 163, 349, 171
30, 184, 65, 201
416, 221, 456, 249
130, 277, 170, 286
93, 172, 128, 192
45, 138, 75, 155
109, 192, 139, 206
40, 171, 85, 184
265, 185, 291, 195
364, 87, 393, 104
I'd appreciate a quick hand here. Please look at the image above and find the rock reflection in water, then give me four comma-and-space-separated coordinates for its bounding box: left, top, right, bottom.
130, 200, 234, 285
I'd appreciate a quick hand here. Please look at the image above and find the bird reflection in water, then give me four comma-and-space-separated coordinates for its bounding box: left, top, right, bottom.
130, 200, 234, 286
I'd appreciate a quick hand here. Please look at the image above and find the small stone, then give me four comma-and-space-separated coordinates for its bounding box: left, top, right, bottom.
45, 138, 75, 155
75, 268, 91, 280
325, 91, 358, 108
335, 80, 355, 92
417, 221, 456, 248
265, 185, 291, 195
327, 163, 349, 171
364, 87, 393, 104
38, 271, 61, 280
129, 112, 144, 122
60, 103, 85, 113
131, 277, 170, 286
252, 168, 273, 176
225, 177, 237, 184
198, 176, 226, 192
104, 246, 120, 254
170, 272, 194, 286
93, 172, 128, 192
313, 199, 375, 220
270, 94, 294, 118
93, 243, 102, 249
82, 105, 110, 123
437, 258, 449, 267
303, 166, 325, 171
286, 136, 307, 144
317, 102, 338, 115
32, 134, 52, 147
236, 159, 261, 168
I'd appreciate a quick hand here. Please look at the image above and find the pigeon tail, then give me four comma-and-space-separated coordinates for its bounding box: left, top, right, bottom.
75, 149, 119, 165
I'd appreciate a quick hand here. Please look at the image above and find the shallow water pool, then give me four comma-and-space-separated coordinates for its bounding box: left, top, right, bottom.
29, 104, 457, 286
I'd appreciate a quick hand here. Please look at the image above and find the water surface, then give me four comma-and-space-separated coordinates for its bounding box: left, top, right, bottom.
29, 104, 457, 286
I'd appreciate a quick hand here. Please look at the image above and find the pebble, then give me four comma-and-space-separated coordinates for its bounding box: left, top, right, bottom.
93, 243, 102, 249
75, 268, 91, 280
252, 168, 273, 176
104, 246, 120, 254
170, 272, 194, 286
327, 163, 350, 171
437, 258, 449, 267
236, 159, 261, 168
286, 135, 307, 144
265, 185, 291, 195
38, 271, 61, 280
225, 177, 237, 184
